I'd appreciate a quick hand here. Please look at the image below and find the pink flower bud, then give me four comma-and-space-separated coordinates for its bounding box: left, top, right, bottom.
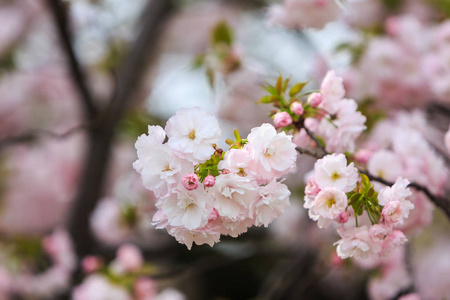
385, 16, 400, 36
307, 92, 322, 107
134, 278, 157, 300
338, 211, 349, 224
290, 102, 304, 115
204, 175, 215, 187
222, 169, 230, 174
82, 256, 102, 273
182, 173, 199, 190
305, 178, 320, 196
116, 244, 143, 272
273, 111, 293, 128
354, 149, 373, 164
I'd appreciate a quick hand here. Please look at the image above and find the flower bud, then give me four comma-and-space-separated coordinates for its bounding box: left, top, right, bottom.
338, 211, 349, 224
307, 92, 322, 107
82, 256, 102, 273
204, 175, 215, 187
134, 278, 157, 300
182, 173, 199, 190
290, 102, 304, 115
222, 169, 230, 174
116, 244, 143, 272
273, 111, 293, 128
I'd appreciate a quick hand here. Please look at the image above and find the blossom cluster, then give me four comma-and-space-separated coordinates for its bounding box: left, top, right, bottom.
134, 107, 297, 249
359, 110, 447, 235
74, 244, 185, 300
304, 153, 413, 259
260, 71, 366, 154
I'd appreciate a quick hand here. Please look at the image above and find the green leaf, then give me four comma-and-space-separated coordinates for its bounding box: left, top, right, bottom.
211, 21, 233, 46
289, 82, 308, 98
282, 77, 290, 93
192, 54, 205, 68
259, 95, 272, 103
275, 74, 283, 95
360, 173, 370, 192
263, 84, 278, 96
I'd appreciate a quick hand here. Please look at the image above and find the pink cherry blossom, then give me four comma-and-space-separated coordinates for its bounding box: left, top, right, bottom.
253, 180, 291, 227
273, 111, 293, 128
246, 123, 297, 183
313, 187, 347, 220
307, 92, 322, 107
314, 153, 359, 193
320, 70, 345, 115
165, 107, 221, 163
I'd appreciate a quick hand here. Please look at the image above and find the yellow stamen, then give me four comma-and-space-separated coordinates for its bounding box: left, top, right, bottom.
188, 129, 196, 140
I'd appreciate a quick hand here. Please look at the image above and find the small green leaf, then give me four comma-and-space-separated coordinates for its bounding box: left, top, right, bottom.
263, 84, 278, 96
211, 21, 233, 46
259, 95, 272, 103
192, 54, 205, 68
282, 77, 290, 93
275, 74, 283, 95
289, 82, 308, 98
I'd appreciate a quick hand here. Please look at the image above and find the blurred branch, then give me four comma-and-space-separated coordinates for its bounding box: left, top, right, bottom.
257, 249, 319, 300
67, 0, 175, 258
46, 0, 98, 120
0, 124, 90, 151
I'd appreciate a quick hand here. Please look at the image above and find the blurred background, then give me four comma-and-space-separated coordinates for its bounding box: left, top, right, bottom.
1, 0, 450, 299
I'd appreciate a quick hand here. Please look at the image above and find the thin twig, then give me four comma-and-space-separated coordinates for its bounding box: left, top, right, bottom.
46, 0, 98, 120
303, 126, 329, 155
0, 123, 90, 150
295, 146, 324, 159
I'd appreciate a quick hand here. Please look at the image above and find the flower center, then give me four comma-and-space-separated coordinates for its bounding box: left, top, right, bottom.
237, 168, 247, 177
162, 165, 171, 172
264, 145, 275, 157
326, 197, 336, 208
188, 129, 196, 140
331, 171, 340, 181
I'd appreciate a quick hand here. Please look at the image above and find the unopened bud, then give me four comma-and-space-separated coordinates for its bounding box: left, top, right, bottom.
182, 173, 199, 190
204, 175, 216, 187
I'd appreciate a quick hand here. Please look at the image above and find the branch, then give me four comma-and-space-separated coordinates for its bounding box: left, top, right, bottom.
46, 0, 98, 120
67, 0, 174, 258
295, 146, 324, 159
0, 124, 90, 151
303, 127, 329, 155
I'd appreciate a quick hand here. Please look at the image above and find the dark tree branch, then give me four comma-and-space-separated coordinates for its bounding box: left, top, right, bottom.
295, 146, 324, 159
46, 0, 98, 120
0, 124, 90, 151
67, 0, 175, 259
303, 126, 329, 155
